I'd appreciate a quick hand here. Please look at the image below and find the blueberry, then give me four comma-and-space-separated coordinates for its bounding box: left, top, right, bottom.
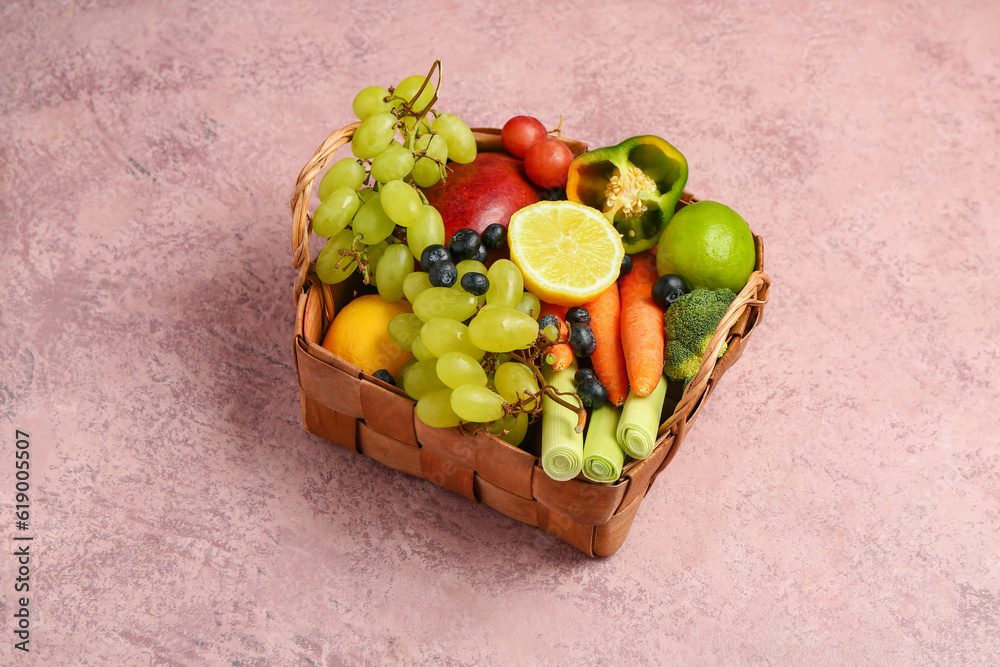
577, 378, 608, 410
537, 313, 560, 330
428, 260, 458, 288
619, 255, 633, 278
481, 223, 507, 250
565, 306, 590, 325
574, 367, 596, 384
448, 228, 482, 262
471, 243, 489, 263
373, 369, 395, 386
568, 324, 597, 357
420, 244, 451, 272
460, 271, 489, 296
652, 274, 688, 309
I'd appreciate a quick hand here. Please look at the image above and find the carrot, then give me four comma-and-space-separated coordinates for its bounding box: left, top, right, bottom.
545, 343, 575, 371
618, 251, 665, 397
583, 283, 629, 406
539, 302, 574, 371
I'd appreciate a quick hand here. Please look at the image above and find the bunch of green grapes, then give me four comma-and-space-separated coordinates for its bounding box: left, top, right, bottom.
386, 259, 546, 445
311, 68, 478, 299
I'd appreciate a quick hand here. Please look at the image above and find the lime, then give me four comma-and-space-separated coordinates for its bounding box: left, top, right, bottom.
655, 201, 755, 293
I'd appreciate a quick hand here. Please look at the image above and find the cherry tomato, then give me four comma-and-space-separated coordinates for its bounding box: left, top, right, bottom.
524, 138, 574, 189
501, 116, 547, 159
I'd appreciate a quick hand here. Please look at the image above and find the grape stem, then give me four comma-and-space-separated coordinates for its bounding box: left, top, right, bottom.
400, 60, 443, 153
478, 352, 500, 376
462, 335, 587, 439
409, 59, 442, 122
410, 131, 450, 177
548, 114, 565, 140
336, 233, 374, 284
508, 345, 588, 433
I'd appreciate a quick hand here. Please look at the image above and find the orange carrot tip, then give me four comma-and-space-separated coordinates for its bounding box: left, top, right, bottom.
583, 284, 629, 407
619, 252, 665, 398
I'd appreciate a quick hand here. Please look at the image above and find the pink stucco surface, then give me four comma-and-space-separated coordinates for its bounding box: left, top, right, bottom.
2, 0, 999, 664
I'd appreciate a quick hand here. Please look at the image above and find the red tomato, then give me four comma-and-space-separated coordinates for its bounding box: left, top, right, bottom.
524, 138, 574, 189
501, 116, 547, 159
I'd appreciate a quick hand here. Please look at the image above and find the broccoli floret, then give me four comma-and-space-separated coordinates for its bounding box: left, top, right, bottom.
663, 288, 736, 381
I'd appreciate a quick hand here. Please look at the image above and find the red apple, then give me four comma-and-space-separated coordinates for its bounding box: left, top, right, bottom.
422, 152, 541, 243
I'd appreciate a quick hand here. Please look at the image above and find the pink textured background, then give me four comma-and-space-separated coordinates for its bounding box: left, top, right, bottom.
2, 0, 998, 664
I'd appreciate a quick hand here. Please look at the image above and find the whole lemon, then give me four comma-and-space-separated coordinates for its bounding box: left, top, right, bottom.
655, 201, 756, 293
321, 294, 413, 376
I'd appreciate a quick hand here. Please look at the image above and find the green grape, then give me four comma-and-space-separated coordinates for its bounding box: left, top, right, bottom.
494, 361, 540, 411
412, 133, 449, 188
398, 356, 417, 384
392, 75, 435, 114
416, 388, 461, 428
403, 358, 445, 400
406, 205, 445, 260
412, 287, 477, 322
358, 187, 377, 203
487, 414, 515, 437
403, 271, 433, 302
485, 259, 524, 309
365, 240, 389, 286
410, 335, 435, 361
515, 291, 541, 319
542, 324, 560, 342
352, 194, 396, 245
387, 313, 423, 352
315, 229, 359, 284
352, 112, 397, 159
435, 351, 488, 389
370, 142, 414, 184
379, 179, 423, 227
451, 385, 505, 423
456, 259, 488, 280
319, 158, 366, 200
375, 243, 413, 302
432, 113, 477, 164
487, 412, 529, 447
505, 412, 529, 446
420, 318, 485, 360
352, 85, 392, 121
312, 186, 360, 237
468, 306, 539, 352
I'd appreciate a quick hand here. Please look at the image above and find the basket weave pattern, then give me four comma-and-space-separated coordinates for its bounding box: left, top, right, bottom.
290, 125, 771, 557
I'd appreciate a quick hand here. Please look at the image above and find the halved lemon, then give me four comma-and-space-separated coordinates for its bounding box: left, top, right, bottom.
508, 200, 625, 307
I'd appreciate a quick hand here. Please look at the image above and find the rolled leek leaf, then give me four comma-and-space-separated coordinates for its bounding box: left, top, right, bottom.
617, 375, 667, 459
582, 405, 624, 483
540, 362, 584, 481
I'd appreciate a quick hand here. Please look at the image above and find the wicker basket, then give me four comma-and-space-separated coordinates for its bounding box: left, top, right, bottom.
289, 125, 771, 557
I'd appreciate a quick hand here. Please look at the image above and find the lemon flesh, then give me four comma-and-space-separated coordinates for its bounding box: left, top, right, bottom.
509, 201, 625, 307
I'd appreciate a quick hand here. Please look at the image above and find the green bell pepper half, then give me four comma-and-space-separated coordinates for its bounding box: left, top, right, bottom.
565, 135, 688, 254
